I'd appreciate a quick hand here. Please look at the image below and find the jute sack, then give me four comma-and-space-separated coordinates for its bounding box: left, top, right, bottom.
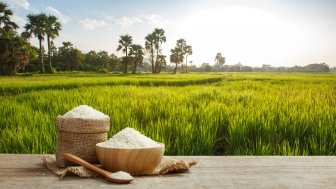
43, 155, 197, 177
55, 116, 110, 168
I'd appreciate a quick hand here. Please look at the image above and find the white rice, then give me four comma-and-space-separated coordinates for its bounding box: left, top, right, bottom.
111, 171, 133, 180
62, 105, 109, 119
99, 127, 160, 148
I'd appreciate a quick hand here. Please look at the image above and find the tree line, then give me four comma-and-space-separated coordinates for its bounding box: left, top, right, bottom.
0, 3, 199, 75
197, 62, 331, 72
0, 3, 330, 75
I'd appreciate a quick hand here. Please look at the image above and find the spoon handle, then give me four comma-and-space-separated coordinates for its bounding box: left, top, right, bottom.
63, 153, 110, 178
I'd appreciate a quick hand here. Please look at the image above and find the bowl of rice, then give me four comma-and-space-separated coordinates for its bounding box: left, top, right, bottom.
96, 127, 164, 174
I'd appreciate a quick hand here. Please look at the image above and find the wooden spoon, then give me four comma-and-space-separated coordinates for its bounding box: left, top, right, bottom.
63, 153, 134, 184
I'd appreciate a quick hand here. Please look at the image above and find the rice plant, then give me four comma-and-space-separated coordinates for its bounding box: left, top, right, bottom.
0, 72, 335, 155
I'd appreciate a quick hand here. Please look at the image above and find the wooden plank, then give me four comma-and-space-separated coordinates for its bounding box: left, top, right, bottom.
1, 154, 336, 188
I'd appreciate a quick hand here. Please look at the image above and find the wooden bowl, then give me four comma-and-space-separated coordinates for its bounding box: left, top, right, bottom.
96, 142, 164, 174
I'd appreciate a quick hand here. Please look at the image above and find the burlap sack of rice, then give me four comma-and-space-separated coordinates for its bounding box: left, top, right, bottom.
56, 116, 110, 168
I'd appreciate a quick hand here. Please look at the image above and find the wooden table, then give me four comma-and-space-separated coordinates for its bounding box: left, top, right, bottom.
1, 154, 336, 188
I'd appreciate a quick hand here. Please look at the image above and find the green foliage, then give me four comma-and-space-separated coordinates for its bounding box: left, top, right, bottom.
98, 68, 109, 73
23, 13, 49, 73
0, 73, 335, 155
0, 2, 18, 30
0, 34, 33, 75
145, 28, 166, 73
57, 42, 83, 71
45, 15, 61, 73
117, 34, 133, 74
0, 3, 34, 75
215, 52, 225, 70
129, 44, 144, 74
170, 39, 192, 73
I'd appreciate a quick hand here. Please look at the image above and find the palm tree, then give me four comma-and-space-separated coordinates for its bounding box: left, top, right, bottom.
23, 13, 48, 73
215, 53, 223, 65
153, 28, 166, 73
0, 3, 33, 75
170, 48, 183, 74
175, 39, 186, 72
145, 33, 155, 73
170, 39, 187, 74
129, 44, 144, 74
2, 35, 33, 75
220, 56, 225, 70
184, 45, 192, 73
215, 52, 225, 70
116, 34, 132, 73
0, 2, 18, 69
45, 15, 61, 73
0, 2, 18, 31
156, 55, 166, 73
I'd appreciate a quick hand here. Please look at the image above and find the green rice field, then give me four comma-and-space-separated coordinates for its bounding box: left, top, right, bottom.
0, 72, 335, 155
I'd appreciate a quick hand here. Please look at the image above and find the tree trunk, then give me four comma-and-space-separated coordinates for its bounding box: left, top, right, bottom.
66, 57, 70, 71
173, 63, 178, 74
154, 48, 159, 73
157, 64, 162, 73
38, 38, 45, 74
124, 48, 128, 74
132, 61, 137, 74
185, 54, 188, 73
47, 36, 52, 73
151, 48, 154, 74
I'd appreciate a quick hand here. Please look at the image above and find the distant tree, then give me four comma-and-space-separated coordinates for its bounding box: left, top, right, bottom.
176, 39, 186, 71
0, 33, 35, 75
129, 44, 144, 74
0, 2, 18, 31
0, 3, 34, 75
170, 39, 186, 74
83, 50, 99, 71
145, 33, 155, 73
215, 52, 225, 70
97, 51, 110, 70
83, 50, 119, 72
241, 66, 253, 72
71, 49, 83, 71
117, 34, 132, 73
45, 15, 61, 73
58, 41, 83, 71
170, 38, 192, 73
330, 67, 336, 72
156, 55, 166, 73
170, 48, 181, 74
304, 63, 330, 72
201, 63, 212, 72
23, 13, 48, 73
184, 45, 192, 73
58, 41, 73, 71
215, 53, 222, 64
109, 53, 121, 72
153, 28, 166, 73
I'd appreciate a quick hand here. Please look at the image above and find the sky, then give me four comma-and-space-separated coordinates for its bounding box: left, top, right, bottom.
4, 0, 336, 67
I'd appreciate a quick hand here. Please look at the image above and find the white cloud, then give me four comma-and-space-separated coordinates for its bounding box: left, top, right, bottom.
114, 16, 143, 29
46, 6, 70, 24
79, 18, 106, 30
10, 0, 30, 10
142, 14, 171, 28
11, 14, 26, 28
112, 14, 170, 29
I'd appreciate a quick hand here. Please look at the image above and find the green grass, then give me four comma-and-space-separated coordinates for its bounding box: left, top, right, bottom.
0, 72, 335, 155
